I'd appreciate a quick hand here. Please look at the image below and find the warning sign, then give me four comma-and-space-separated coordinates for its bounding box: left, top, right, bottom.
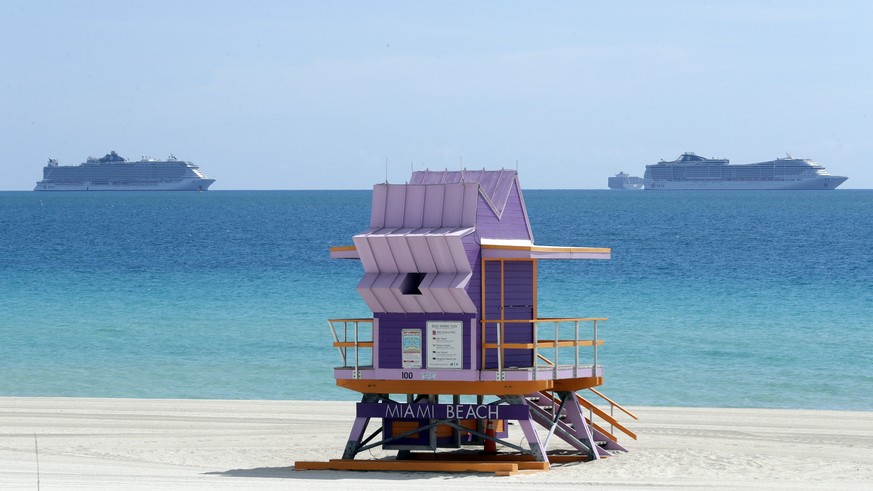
401, 329, 422, 369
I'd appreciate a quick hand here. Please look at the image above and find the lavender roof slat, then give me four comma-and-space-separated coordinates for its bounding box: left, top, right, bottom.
492, 172, 515, 216
442, 184, 464, 228
426, 234, 455, 272
464, 170, 484, 187
372, 272, 399, 288
447, 272, 477, 313
473, 170, 495, 199
409, 170, 437, 185
416, 273, 440, 311
461, 184, 478, 226
407, 235, 438, 273
384, 185, 407, 227
446, 235, 472, 273
371, 275, 403, 312
370, 185, 388, 228
422, 185, 445, 227
370, 238, 400, 273
425, 274, 463, 312
412, 281, 442, 312
356, 273, 386, 312
410, 169, 518, 218
353, 236, 379, 273
386, 235, 417, 272
403, 185, 426, 228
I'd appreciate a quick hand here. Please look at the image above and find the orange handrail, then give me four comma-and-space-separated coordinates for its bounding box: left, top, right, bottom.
587, 387, 639, 421
576, 394, 637, 440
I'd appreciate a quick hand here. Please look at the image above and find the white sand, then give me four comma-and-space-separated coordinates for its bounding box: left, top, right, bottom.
1, 397, 872, 490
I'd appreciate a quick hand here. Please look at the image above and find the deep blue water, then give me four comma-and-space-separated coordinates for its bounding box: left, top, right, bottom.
1, 190, 871, 409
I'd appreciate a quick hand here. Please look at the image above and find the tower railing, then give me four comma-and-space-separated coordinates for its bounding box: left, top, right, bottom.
480, 317, 606, 380
328, 316, 605, 382
328, 318, 374, 377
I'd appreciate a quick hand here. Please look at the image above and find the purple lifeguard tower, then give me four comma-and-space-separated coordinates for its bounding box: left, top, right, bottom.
298, 170, 636, 474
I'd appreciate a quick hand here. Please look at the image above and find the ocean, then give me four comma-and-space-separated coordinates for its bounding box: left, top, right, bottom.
1, 190, 871, 410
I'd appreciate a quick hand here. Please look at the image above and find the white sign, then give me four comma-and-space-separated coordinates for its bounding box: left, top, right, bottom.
401, 329, 422, 369
427, 321, 463, 369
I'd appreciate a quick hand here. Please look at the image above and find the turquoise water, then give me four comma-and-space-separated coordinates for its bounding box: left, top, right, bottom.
1, 190, 871, 409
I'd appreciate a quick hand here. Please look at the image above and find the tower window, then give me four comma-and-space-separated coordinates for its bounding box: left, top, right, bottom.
400, 273, 426, 295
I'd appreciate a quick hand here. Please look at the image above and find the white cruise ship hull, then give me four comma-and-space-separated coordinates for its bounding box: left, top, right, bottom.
645, 176, 848, 190
615, 182, 644, 190
34, 178, 215, 192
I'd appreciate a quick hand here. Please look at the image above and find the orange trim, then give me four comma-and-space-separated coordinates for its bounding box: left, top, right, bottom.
336, 378, 556, 395
551, 376, 604, 392
294, 459, 548, 475
332, 341, 374, 348
500, 259, 505, 371
482, 317, 608, 323
481, 244, 611, 254
482, 340, 603, 349
536, 353, 554, 365
329, 245, 357, 252
483, 257, 542, 261
480, 254, 486, 370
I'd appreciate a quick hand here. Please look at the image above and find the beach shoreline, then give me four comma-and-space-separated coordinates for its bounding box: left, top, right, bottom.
2, 397, 872, 489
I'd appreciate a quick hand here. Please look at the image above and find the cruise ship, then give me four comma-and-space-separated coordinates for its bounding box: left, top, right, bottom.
34, 151, 215, 191
608, 171, 645, 190
644, 152, 847, 190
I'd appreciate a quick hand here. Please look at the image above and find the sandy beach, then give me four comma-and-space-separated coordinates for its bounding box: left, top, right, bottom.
1, 397, 872, 490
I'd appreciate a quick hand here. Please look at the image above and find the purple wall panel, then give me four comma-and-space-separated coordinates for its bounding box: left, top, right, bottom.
474, 189, 532, 241
481, 260, 534, 369
376, 312, 475, 369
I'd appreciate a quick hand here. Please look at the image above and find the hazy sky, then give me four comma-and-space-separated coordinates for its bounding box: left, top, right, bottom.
2, 1, 871, 190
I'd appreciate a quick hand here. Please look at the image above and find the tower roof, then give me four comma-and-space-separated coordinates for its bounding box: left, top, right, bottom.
410, 169, 518, 218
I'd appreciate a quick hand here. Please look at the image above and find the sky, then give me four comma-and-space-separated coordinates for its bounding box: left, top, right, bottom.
1, 1, 871, 190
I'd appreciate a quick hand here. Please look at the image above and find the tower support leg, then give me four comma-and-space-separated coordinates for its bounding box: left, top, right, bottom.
504, 395, 547, 463
557, 391, 603, 460
342, 394, 379, 459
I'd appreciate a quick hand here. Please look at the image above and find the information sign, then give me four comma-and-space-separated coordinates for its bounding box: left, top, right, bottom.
427, 321, 463, 369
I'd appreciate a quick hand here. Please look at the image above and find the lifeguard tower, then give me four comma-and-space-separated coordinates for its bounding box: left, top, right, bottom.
297, 170, 636, 475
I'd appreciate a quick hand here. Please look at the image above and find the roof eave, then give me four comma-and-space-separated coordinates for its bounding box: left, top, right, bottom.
480, 244, 611, 260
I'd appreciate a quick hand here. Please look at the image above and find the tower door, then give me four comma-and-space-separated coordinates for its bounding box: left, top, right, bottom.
482, 259, 536, 369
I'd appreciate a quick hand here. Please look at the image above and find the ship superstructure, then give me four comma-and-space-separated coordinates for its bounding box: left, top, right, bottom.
644, 152, 847, 190
34, 151, 215, 191
608, 172, 644, 190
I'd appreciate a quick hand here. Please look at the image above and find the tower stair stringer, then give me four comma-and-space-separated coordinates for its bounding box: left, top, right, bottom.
526, 390, 632, 458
